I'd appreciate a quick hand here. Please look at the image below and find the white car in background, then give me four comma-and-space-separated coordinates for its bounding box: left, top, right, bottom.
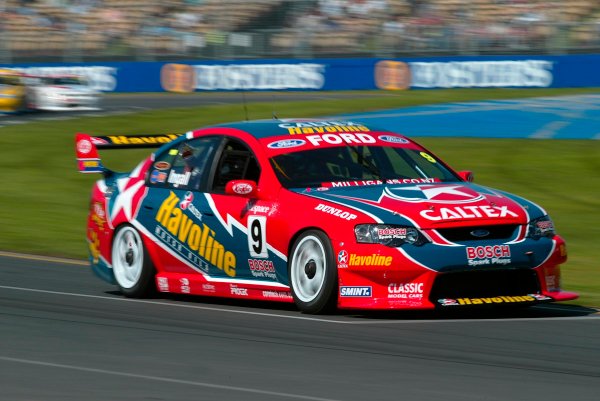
28, 75, 100, 111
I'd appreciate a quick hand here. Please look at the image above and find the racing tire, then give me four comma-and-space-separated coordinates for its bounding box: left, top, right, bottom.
289, 230, 338, 314
111, 224, 156, 298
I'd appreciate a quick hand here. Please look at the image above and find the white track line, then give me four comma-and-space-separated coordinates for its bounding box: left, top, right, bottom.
0, 285, 598, 325
0, 356, 342, 401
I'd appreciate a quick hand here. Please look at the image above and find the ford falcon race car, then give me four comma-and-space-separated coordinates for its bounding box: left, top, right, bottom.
75, 119, 578, 313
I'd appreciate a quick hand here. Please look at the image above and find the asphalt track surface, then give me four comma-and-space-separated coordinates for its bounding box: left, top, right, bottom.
3, 92, 600, 139
1, 252, 600, 401
0, 91, 393, 129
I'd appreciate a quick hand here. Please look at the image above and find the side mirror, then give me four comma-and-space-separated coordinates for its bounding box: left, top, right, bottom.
225, 180, 258, 198
458, 171, 474, 182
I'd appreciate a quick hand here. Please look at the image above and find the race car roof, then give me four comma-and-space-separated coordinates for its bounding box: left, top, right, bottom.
207, 119, 394, 140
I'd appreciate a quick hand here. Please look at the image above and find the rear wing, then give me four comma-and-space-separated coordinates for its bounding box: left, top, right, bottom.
75, 133, 181, 174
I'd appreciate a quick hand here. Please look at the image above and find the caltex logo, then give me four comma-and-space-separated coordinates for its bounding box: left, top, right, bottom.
179, 191, 194, 210
337, 250, 348, 267
384, 184, 484, 204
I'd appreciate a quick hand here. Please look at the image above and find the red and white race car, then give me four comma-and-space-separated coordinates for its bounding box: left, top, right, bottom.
75, 119, 577, 313
29, 75, 99, 111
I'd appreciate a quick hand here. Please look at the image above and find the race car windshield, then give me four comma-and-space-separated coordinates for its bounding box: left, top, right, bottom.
270, 145, 459, 188
43, 77, 84, 85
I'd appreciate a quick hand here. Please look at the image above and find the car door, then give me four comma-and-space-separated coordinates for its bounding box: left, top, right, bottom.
137, 135, 230, 277
204, 137, 286, 283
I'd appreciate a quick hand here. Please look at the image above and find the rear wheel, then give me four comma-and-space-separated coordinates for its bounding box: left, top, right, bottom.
112, 224, 155, 297
289, 230, 337, 314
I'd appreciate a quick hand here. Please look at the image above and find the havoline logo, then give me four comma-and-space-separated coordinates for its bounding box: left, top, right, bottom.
155, 191, 236, 277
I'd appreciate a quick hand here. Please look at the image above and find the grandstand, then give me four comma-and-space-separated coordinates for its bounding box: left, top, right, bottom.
0, 0, 599, 62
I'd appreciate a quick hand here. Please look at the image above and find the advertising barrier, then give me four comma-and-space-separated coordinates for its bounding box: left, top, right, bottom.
3, 54, 600, 93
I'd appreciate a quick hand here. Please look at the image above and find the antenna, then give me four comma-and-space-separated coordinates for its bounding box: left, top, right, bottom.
241, 89, 249, 121
272, 92, 278, 120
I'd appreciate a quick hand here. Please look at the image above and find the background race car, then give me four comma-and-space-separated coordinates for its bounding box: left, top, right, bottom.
28, 75, 99, 111
0, 69, 27, 114
75, 119, 578, 313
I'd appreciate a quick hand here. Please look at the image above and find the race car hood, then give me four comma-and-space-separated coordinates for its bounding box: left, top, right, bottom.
293, 182, 543, 229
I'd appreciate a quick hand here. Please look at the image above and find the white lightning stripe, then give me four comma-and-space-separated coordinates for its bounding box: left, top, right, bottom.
132, 220, 288, 288
534, 239, 557, 269
204, 194, 288, 262
129, 160, 146, 179
303, 193, 383, 224
506, 225, 527, 245
97, 179, 107, 193
322, 191, 424, 228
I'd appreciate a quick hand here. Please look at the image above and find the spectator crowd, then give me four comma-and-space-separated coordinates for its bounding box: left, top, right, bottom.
1, 0, 599, 61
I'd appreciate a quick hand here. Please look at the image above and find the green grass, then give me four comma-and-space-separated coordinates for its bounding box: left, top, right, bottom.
1, 88, 599, 307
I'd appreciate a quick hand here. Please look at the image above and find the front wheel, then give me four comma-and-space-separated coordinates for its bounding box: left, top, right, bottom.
111, 224, 155, 297
289, 230, 337, 314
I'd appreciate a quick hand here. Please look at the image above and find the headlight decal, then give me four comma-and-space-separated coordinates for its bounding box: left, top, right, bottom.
527, 215, 556, 239
355, 224, 428, 247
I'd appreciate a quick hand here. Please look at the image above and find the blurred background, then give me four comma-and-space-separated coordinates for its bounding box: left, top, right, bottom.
1, 0, 599, 63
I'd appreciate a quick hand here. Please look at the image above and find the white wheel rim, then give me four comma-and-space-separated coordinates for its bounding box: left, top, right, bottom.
291, 235, 327, 303
112, 227, 143, 289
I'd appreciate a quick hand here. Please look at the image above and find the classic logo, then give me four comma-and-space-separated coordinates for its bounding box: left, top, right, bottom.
388, 282, 424, 299
388, 283, 424, 294
267, 139, 306, 149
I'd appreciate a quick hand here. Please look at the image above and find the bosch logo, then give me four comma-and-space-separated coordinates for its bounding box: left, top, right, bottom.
378, 135, 409, 144
267, 139, 306, 149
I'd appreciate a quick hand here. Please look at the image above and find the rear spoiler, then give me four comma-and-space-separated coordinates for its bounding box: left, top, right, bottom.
75, 132, 181, 174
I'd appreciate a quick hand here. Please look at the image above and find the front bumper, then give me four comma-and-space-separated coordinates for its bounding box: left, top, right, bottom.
336, 235, 578, 310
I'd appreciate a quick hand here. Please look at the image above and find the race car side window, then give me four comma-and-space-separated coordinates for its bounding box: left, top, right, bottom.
147, 136, 220, 191
210, 138, 260, 193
